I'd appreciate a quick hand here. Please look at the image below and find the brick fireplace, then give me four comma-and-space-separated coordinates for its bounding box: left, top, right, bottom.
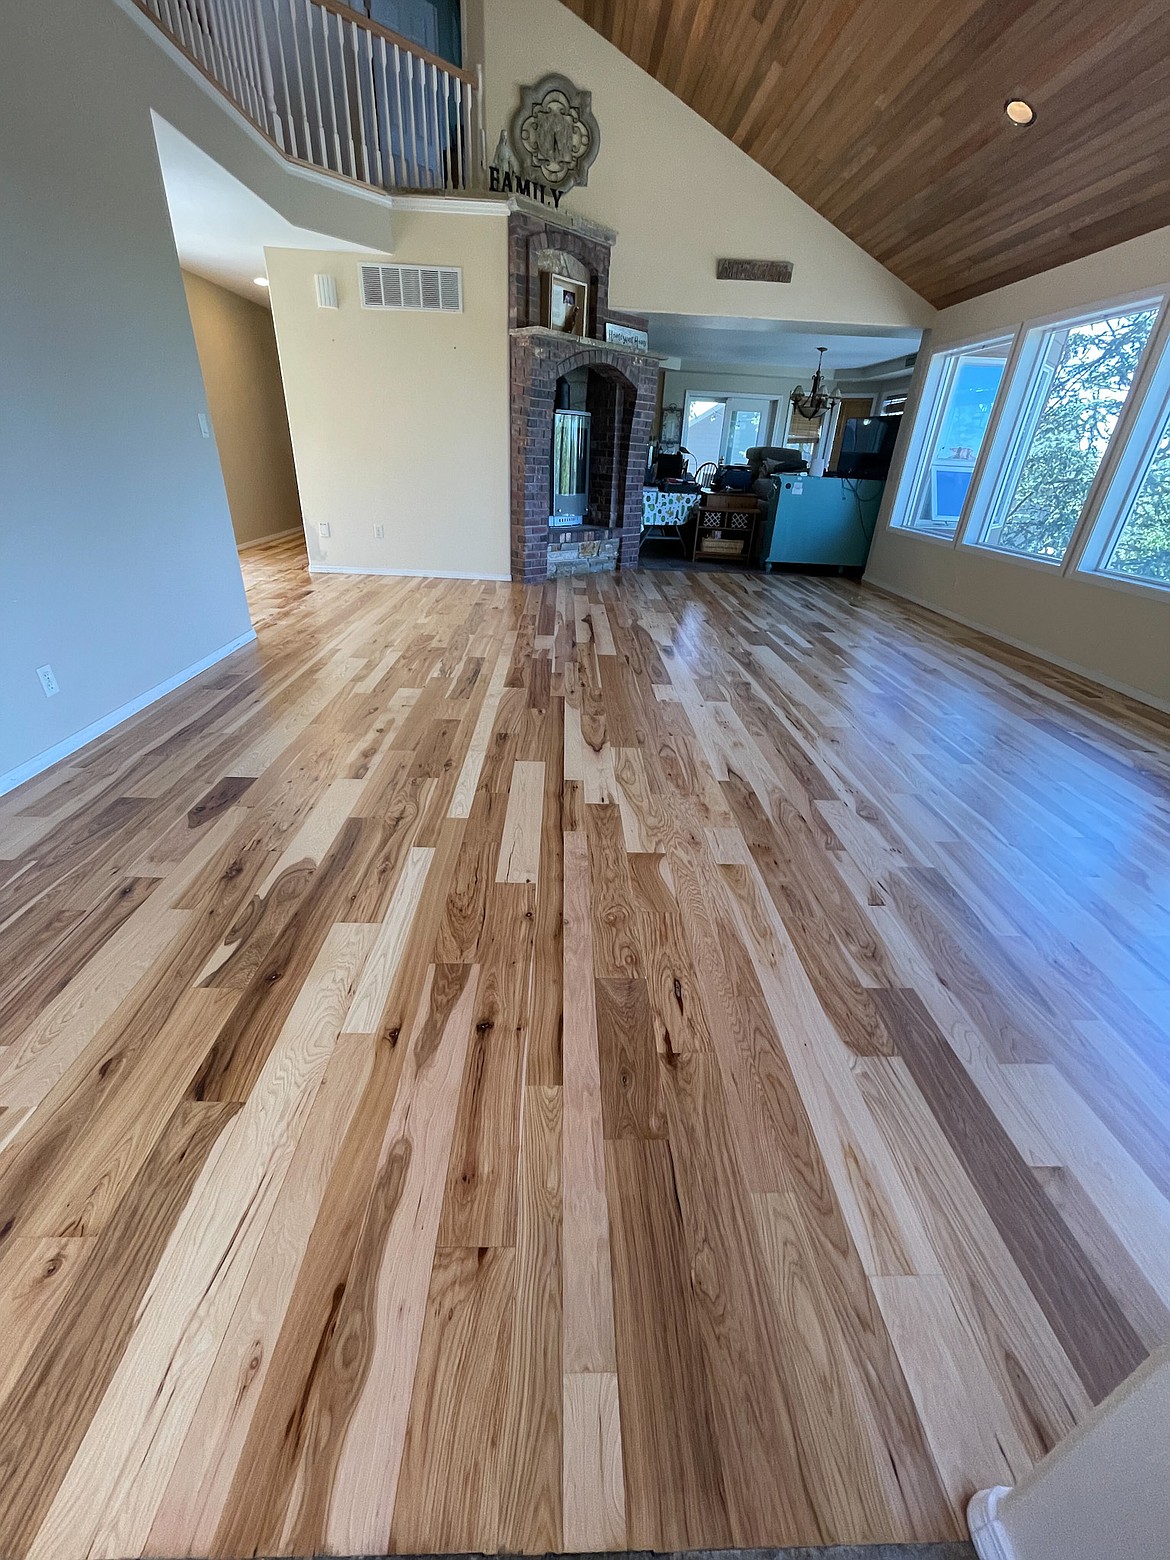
508, 206, 660, 582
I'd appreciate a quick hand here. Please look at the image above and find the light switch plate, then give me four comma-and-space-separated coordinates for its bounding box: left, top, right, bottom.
319, 522, 331, 539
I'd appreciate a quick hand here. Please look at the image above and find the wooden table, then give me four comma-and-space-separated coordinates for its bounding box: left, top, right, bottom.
688, 489, 760, 563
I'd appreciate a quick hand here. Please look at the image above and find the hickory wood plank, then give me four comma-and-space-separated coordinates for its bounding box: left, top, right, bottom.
0, 906, 190, 1111
657, 1051, 822, 1545
438, 882, 535, 1248
751, 1191, 956, 1543
563, 1370, 626, 1551
144, 1026, 378, 1556
390, 1244, 517, 1553
495, 759, 545, 884
311, 962, 480, 1556
854, 1056, 1092, 1459
561, 830, 618, 1376
870, 1272, 1032, 1522
0, 1101, 237, 1560
717, 852, 940, 1277
24, 924, 376, 1560
343, 844, 434, 1032
605, 1135, 733, 1550
496, 1085, 563, 1553
876, 987, 1148, 1403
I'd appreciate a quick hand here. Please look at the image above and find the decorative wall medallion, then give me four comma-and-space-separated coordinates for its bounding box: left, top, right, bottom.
509, 74, 600, 195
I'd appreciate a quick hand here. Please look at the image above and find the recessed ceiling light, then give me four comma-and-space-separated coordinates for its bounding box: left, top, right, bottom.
1005, 98, 1036, 126
253, 275, 269, 287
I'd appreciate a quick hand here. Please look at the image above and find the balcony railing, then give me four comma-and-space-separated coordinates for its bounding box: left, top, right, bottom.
132, 0, 484, 192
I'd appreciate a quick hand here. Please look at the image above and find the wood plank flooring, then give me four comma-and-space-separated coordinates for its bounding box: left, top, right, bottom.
1, 533, 1169, 1555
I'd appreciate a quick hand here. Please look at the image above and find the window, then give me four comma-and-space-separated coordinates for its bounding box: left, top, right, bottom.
682, 394, 778, 470
975, 306, 1159, 562
1089, 404, 1170, 586
897, 339, 1011, 536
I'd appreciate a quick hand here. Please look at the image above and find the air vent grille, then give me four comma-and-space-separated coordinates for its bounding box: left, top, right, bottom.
360, 263, 463, 312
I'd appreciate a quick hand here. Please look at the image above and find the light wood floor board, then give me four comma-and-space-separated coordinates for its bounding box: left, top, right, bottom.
0, 536, 1168, 1554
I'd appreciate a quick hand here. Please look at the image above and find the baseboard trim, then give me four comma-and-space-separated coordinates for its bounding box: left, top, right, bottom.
308, 563, 511, 581
238, 526, 302, 551
864, 575, 1170, 717
968, 1486, 1019, 1560
0, 629, 257, 799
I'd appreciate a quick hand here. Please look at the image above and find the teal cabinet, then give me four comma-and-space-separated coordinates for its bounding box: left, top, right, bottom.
761, 475, 885, 569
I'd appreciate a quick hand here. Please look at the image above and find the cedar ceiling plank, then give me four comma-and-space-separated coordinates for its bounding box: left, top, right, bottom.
561, 0, 1170, 306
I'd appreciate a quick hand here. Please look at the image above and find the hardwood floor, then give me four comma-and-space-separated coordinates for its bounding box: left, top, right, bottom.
1, 534, 1169, 1556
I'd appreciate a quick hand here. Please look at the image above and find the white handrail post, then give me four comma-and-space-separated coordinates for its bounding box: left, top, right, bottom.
251, 0, 284, 146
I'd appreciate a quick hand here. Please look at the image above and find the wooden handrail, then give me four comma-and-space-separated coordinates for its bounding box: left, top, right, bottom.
310, 0, 477, 87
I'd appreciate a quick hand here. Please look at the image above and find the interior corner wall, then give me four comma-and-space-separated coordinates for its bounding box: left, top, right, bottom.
183, 272, 303, 549
266, 214, 511, 580
480, 0, 933, 331
865, 226, 1170, 711
0, 0, 254, 793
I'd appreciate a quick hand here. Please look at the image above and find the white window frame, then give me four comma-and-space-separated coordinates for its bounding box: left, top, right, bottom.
888, 333, 1015, 541
1070, 300, 1170, 595
957, 290, 1167, 569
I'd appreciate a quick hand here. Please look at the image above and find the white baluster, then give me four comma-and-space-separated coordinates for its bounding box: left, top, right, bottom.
391, 42, 409, 187
443, 65, 455, 188
453, 75, 464, 190
302, 0, 328, 167
332, 11, 356, 179
405, 48, 420, 187
280, 0, 311, 160
365, 29, 382, 187
226, 0, 264, 125
251, 0, 285, 146
269, 0, 299, 156
318, 7, 343, 175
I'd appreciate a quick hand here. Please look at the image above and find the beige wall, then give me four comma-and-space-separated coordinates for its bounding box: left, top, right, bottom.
481, 0, 933, 330
971, 1347, 1170, 1560
183, 272, 303, 548
266, 212, 511, 579
865, 226, 1170, 711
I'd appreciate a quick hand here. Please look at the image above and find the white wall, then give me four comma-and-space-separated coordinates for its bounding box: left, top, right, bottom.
266, 214, 511, 579
865, 225, 1170, 711
0, 0, 257, 791
480, 0, 933, 331
183, 272, 303, 548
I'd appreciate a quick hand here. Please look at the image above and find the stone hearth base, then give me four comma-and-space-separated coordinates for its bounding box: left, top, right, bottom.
547, 529, 621, 577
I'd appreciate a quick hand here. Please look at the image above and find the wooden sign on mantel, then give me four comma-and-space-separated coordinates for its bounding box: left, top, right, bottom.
716, 258, 794, 283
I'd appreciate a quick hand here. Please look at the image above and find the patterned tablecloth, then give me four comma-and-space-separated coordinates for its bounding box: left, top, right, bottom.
641, 488, 697, 530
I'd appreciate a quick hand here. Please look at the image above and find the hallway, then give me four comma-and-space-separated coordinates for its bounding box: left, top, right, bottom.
0, 540, 1168, 1556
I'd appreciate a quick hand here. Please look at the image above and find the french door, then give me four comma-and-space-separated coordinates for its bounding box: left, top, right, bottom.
682, 394, 777, 470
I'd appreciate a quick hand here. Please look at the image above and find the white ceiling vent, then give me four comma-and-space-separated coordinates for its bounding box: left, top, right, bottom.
360, 263, 462, 313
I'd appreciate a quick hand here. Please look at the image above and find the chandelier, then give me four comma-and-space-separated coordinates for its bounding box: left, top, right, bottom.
790, 346, 838, 421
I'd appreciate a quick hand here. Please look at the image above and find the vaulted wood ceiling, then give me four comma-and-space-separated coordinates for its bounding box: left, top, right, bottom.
559, 0, 1170, 309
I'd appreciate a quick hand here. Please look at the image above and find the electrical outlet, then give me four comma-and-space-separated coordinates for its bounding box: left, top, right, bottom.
37, 664, 60, 697
373, 524, 385, 540
198, 413, 211, 439
319, 522, 331, 539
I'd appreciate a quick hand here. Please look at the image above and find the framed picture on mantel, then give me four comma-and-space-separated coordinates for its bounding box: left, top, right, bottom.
542, 272, 589, 336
